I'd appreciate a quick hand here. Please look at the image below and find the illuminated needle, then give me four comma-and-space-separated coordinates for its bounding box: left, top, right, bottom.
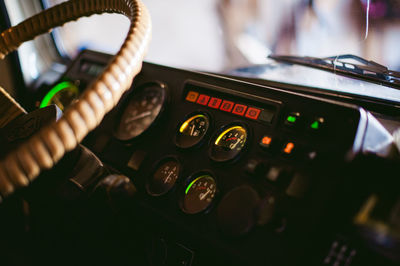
53, 96, 65, 110
199, 189, 211, 200
126, 111, 151, 123
230, 138, 241, 149
190, 124, 195, 136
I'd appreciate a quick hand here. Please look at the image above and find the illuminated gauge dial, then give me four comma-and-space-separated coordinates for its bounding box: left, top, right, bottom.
175, 113, 210, 148
209, 125, 248, 162
40, 81, 80, 111
181, 174, 217, 214
147, 158, 180, 196
114, 83, 167, 141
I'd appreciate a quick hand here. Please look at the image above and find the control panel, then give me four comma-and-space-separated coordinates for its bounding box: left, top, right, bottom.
12, 47, 395, 266
75, 60, 391, 266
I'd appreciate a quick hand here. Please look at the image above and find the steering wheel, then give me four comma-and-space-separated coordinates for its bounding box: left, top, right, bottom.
0, 0, 151, 203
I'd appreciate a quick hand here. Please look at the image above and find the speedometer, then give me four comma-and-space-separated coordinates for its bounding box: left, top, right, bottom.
114, 83, 167, 141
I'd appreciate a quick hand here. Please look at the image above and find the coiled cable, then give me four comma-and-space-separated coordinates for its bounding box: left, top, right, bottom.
0, 0, 151, 202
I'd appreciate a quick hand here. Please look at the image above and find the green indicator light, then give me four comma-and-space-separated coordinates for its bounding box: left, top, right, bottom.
40, 81, 79, 108
311, 121, 319, 129
185, 175, 208, 194
287, 115, 296, 123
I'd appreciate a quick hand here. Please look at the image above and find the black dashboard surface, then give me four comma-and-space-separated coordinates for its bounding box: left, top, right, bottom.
74, 61, 398, 266
6, 50, 396, 266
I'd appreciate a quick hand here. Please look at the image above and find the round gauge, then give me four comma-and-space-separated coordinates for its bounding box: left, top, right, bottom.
209, 124, 248, 162
175, 113, 210, 148
40, 81, 80, 111
181, 174, 217, 214
147, 158, 180, 196
114, 83, 166, 141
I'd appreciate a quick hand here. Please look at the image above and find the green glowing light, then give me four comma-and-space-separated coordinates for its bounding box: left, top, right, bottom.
311, 121, 319, 129
287, 115, 296, 123
40, 81, 79, 108
185, 175, 209, 194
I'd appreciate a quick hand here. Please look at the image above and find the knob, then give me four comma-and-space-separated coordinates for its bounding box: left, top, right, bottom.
92, 174, 136, 209
217, 186, 260, 236
244, 159, 268, 177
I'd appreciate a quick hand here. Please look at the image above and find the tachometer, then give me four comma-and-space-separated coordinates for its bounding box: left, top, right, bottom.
209, 124, 248, 162
181, 173, 217, 214
114, 83, 167, 141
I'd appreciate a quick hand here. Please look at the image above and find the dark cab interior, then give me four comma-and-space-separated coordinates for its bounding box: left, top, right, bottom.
0, 1, 399, 266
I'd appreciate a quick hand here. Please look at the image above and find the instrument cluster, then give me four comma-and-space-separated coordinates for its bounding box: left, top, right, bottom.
112, 82, 255, 216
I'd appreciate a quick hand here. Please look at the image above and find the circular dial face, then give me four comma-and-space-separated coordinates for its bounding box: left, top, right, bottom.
210, 125, 248, 162
181, 174, 217, 214
114, 84, 166, 141
147, 159, 180, 196
40, 81, 80, 111
175, 113, 210, 148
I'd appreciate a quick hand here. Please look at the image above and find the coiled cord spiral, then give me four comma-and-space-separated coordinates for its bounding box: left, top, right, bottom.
0, 0, 151, 202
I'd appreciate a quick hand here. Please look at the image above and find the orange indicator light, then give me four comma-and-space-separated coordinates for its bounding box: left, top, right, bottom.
186, 91, 199, 102
262, 136, 272, 145
283, 142, 295, 154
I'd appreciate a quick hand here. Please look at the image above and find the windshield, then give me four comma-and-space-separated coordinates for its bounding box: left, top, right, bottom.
232, 63, 400, 102
35, 0, 400, 98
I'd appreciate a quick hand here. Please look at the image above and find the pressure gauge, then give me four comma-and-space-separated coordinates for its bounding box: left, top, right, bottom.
114, 83, 167, 141
209, 124, 248, 162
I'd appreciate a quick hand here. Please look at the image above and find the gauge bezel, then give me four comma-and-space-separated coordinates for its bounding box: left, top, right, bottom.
174, 111, 212, 149
113, 81, 168, 143
208, 122, 250, 163
146, 156, 181, 197
179, 170, 218, 215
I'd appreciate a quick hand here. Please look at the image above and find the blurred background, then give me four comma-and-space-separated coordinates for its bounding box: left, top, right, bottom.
2, 0, 400, 86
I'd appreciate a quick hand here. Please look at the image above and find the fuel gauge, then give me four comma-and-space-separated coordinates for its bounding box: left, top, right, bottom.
175, 113, 210, 148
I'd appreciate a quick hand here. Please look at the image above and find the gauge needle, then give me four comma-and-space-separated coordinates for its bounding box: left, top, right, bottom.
190, 125, 195, 136
126, 111, 152, 123
230, 138, 241, 149
164, 171, 173, 183
199, 189, 211, 200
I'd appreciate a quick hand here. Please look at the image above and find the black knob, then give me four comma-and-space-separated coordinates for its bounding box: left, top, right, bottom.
244, 159, 268, 177
217, 186, 260, 236
93, 174, 136, 208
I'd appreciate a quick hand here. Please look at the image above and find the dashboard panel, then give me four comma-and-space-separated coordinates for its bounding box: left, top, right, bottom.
8, 50, 396, 266
69, 58, 397, 266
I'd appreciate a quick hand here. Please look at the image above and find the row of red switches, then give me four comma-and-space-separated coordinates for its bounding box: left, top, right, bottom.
186, 91, 261, 120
